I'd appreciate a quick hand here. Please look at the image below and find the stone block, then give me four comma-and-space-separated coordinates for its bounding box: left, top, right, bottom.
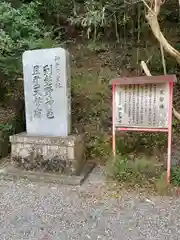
9, 132, 85, 174
23, 48, 71, 137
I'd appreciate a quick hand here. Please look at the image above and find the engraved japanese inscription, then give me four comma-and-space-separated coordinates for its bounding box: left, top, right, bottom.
23, 47, 71, 137
115, 83, 169, 128
32, 65, 42, 119
43, 64, 54, 119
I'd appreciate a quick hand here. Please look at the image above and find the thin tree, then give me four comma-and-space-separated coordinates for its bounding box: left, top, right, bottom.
141, 0, 180, 120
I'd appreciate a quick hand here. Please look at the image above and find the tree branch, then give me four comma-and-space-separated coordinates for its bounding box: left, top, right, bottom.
143, 0, 180, 65
141, 0, 180, 120
140, 61, 180, 121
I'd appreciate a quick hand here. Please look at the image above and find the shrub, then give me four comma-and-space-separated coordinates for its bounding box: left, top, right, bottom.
0, 1, 55, 84
108, 155, 164, 186
171, 167, 180, 186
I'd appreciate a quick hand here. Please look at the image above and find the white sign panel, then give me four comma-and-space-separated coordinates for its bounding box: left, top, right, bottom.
23, 47, 71, 137
115, 83, 169, 128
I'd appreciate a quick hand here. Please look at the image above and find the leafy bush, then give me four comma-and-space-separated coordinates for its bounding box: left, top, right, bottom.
0, 1, 55, 81
37, 0, 146, 41
0, 123, 13, 133
171, 167, 180, 186
71, 72, 112, 161
68, 0, 145, 41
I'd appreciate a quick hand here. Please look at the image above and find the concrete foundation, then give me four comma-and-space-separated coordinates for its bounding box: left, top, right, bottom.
9, 133, 85, 175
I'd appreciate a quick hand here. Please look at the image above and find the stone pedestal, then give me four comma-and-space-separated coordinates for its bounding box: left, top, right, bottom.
9, 133, 85, 175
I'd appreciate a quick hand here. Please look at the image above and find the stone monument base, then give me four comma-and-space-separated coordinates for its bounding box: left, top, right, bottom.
9, 132, 86, 175
0, 157, 95, 185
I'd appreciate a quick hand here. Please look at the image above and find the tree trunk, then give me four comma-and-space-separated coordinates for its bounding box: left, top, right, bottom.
142, 0, 180, 120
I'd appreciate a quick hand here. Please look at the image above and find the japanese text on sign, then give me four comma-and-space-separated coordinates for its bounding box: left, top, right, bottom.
115, 83, 169, 128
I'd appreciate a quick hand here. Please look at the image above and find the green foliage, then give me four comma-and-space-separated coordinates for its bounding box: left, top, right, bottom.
0, 1, 55, 80
0, 123, 13, 133
0, 123, 15, 158
69, 0, 106, 40
37, 0, 146, 41
71, 72, 111, 161
160, 0, 179, 23
115, 132, 167, 157
171, 167, 180, 186
38, 0, 75, 19
68, 0, 145, 41
108, 155, 164, 186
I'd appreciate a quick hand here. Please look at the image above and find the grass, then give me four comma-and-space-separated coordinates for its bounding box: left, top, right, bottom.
171, 166, 180, 186
107, 155, 163, 185
106, 154, 180, 195
71, 71, 112, 162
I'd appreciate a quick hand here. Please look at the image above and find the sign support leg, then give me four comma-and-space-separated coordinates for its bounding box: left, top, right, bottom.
167, 82, 173, 183
112, 84, 116, 157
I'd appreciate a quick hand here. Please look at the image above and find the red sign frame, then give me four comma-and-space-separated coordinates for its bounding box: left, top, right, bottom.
111, 75, 177, 183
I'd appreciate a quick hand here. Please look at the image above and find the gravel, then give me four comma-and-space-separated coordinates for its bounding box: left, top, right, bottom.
0, 167, 180, 240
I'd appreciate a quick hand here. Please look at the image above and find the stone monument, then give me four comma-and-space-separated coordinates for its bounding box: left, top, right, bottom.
9, 48, 86, 176
23, 48, 71, 137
